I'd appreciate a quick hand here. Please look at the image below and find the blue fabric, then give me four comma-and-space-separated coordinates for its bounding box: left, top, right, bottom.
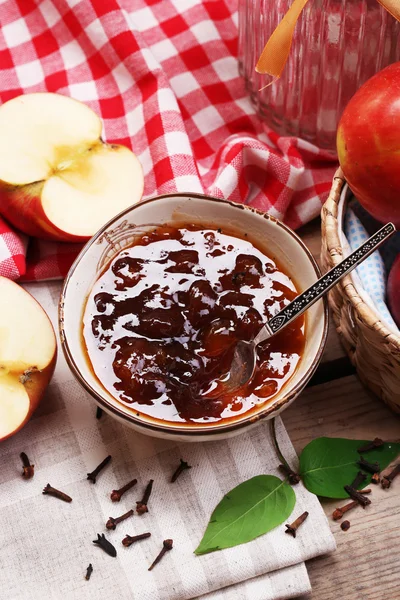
344, 199, 400, 332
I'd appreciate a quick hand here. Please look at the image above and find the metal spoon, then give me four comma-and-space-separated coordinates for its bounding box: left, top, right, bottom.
210, 222, 396, 396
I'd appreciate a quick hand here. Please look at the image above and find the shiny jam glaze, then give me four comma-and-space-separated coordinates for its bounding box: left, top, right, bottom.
83, 225, 305, 425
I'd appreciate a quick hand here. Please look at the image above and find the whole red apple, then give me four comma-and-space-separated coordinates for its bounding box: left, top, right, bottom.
388, 255, 400, 328
337, 62, 400, 227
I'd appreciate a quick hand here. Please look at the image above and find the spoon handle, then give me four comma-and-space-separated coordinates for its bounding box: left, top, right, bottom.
257, 222, 396, 343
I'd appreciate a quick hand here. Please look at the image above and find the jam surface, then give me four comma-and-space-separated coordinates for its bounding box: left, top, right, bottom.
83, 225, 305, 425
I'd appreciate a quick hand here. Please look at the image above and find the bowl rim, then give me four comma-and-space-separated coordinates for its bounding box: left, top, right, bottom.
60, 192, 328, 437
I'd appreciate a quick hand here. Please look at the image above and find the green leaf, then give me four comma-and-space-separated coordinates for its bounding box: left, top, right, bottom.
194, 475, 295, 555
300, 437, 400, 499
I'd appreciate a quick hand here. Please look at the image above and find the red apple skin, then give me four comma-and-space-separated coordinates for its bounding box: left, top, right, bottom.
337, 62, 400, 227
388, 255, 400, 328
0, 354, 57, 443
0, 183, 88, 243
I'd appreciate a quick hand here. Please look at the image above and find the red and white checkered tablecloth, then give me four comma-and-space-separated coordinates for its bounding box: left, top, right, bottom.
0, 0, 337, 282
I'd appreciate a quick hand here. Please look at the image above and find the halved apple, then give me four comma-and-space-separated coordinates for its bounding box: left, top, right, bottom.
0, 93, 144, 242
0, 277, 56, 442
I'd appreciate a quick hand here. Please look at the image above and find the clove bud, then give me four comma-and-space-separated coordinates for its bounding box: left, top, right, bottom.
42, 483, 72, 503
381, 464, 400, 489
171, 459, 191, 483
87, 455, 112, 484
106, 509, 134, 530
341, 520, 351, 531
85, 564, 93, 581
93, 534, 117, 557
350, 471, 367, 489
148, 539, 173, 571
122, 532, 151, 547
344, 485, 371, 507
285, 511, 309, 538
111, 478, 137, 502
136, 479, 154, 515
357, 456, 380, 474
20, 452, 34, 479
332, 500, 358, 521
278, 464, 301, 485
357, 438, 384, 453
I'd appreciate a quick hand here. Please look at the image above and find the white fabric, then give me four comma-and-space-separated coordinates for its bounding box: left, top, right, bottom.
0, 281, 336, 599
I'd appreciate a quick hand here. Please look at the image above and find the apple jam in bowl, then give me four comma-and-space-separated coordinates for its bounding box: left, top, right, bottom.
60, 194, 328, 441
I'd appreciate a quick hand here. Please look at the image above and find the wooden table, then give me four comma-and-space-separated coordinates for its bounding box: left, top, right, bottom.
289, 219, 400, 600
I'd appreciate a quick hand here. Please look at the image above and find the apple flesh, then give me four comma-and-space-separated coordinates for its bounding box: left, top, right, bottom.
388, 255, 400, 328
0, 277, 56, 441
0, 93, 144, 242
337, 62, 400, 227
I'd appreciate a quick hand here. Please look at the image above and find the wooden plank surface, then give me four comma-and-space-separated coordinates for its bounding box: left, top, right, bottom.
283, 375, 400, 600
289, 221, 400, 599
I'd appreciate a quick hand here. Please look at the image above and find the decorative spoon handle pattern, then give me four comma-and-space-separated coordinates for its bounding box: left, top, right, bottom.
266, 222, 396, 336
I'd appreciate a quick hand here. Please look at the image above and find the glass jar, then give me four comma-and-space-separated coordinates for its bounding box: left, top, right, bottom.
238, 0, 400, 152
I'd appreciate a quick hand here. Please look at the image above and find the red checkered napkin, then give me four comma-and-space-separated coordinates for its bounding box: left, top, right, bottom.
0, 0, 337, 281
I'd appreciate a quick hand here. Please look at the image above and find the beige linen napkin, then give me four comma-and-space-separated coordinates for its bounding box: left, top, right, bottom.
0, 282, 335, 599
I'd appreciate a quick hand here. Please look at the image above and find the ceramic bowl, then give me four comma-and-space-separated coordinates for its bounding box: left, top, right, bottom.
60, 193, 328, 442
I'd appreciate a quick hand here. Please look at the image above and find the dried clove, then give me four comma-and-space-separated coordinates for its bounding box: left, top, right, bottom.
332, 488, 372, 521
122, 532, 151, 547
344, 485, 371, 507
111, 478, 137, 502
148, 539, 173, 571
357, 456, 380, 474
357, 438, 384, 453
20, 452, 34, 479
381, 464, 400, 489
42, 483, 72, 503
106, 509, 134, 531
285, 511, 309, 538
85, 564, 93, 580
341, 520, 351, 531
332, 500, 358, 521
350, 471, 367, 489
136, 479, 154, 515
278, 464, 301, 485
371, 473, 381, 485
87, 455, 112, 483
171, 459, 191, 483
96, 407, 103, 420
93, 533, 117, 557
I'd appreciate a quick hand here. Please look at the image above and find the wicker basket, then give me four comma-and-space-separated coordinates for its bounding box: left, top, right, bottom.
321, 168, 400, 413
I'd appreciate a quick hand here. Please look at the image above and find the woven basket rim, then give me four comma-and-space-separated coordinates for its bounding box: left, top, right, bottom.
323, 167, 400, 349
